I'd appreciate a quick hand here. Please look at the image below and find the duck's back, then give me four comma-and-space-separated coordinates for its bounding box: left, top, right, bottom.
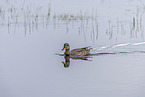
69, 47, 92, 56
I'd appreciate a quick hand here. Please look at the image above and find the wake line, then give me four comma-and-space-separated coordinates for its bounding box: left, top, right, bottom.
90, 51, 145, 56
112, 43, 131, 48
132, 42, 145, 45
91, 41, 145, 52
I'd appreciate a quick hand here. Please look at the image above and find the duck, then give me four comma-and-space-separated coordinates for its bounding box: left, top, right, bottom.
62, 43, 92, 56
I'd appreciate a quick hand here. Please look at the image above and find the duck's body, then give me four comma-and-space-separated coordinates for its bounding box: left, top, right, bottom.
62, 43, 92, 56
65, 47, 91, 56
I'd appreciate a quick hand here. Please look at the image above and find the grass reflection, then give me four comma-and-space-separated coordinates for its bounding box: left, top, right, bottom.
0, 4, 145, 42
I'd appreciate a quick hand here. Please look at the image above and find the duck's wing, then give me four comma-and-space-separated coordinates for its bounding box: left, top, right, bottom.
70, 48, 87, 52
71, 46, 92, 51
81, 46, 92, 49
69, 48, 90, 55
69, 46, 92, 56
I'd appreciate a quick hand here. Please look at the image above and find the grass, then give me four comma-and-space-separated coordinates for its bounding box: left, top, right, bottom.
0, 3, 145, 41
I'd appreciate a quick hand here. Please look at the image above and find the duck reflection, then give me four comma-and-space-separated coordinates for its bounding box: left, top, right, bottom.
62, 55, 92, 68
62, 56, 70, 68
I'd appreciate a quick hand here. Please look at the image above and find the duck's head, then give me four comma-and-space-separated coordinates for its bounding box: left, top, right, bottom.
62, 43, 70, 51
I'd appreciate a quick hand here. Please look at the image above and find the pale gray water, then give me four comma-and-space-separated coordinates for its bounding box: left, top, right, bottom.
0, 0, 145, 97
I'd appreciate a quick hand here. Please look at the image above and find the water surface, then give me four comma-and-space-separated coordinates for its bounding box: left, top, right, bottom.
0, 0, 145, 97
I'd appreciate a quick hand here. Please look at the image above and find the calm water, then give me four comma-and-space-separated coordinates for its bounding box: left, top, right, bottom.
1, 0, 145, 97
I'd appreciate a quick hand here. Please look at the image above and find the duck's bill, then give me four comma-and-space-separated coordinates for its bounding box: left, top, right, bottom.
62, 48, 66, 51
62, 62, 66, 64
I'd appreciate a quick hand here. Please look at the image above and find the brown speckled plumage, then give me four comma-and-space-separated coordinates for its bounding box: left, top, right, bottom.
62, 43, 92, 56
